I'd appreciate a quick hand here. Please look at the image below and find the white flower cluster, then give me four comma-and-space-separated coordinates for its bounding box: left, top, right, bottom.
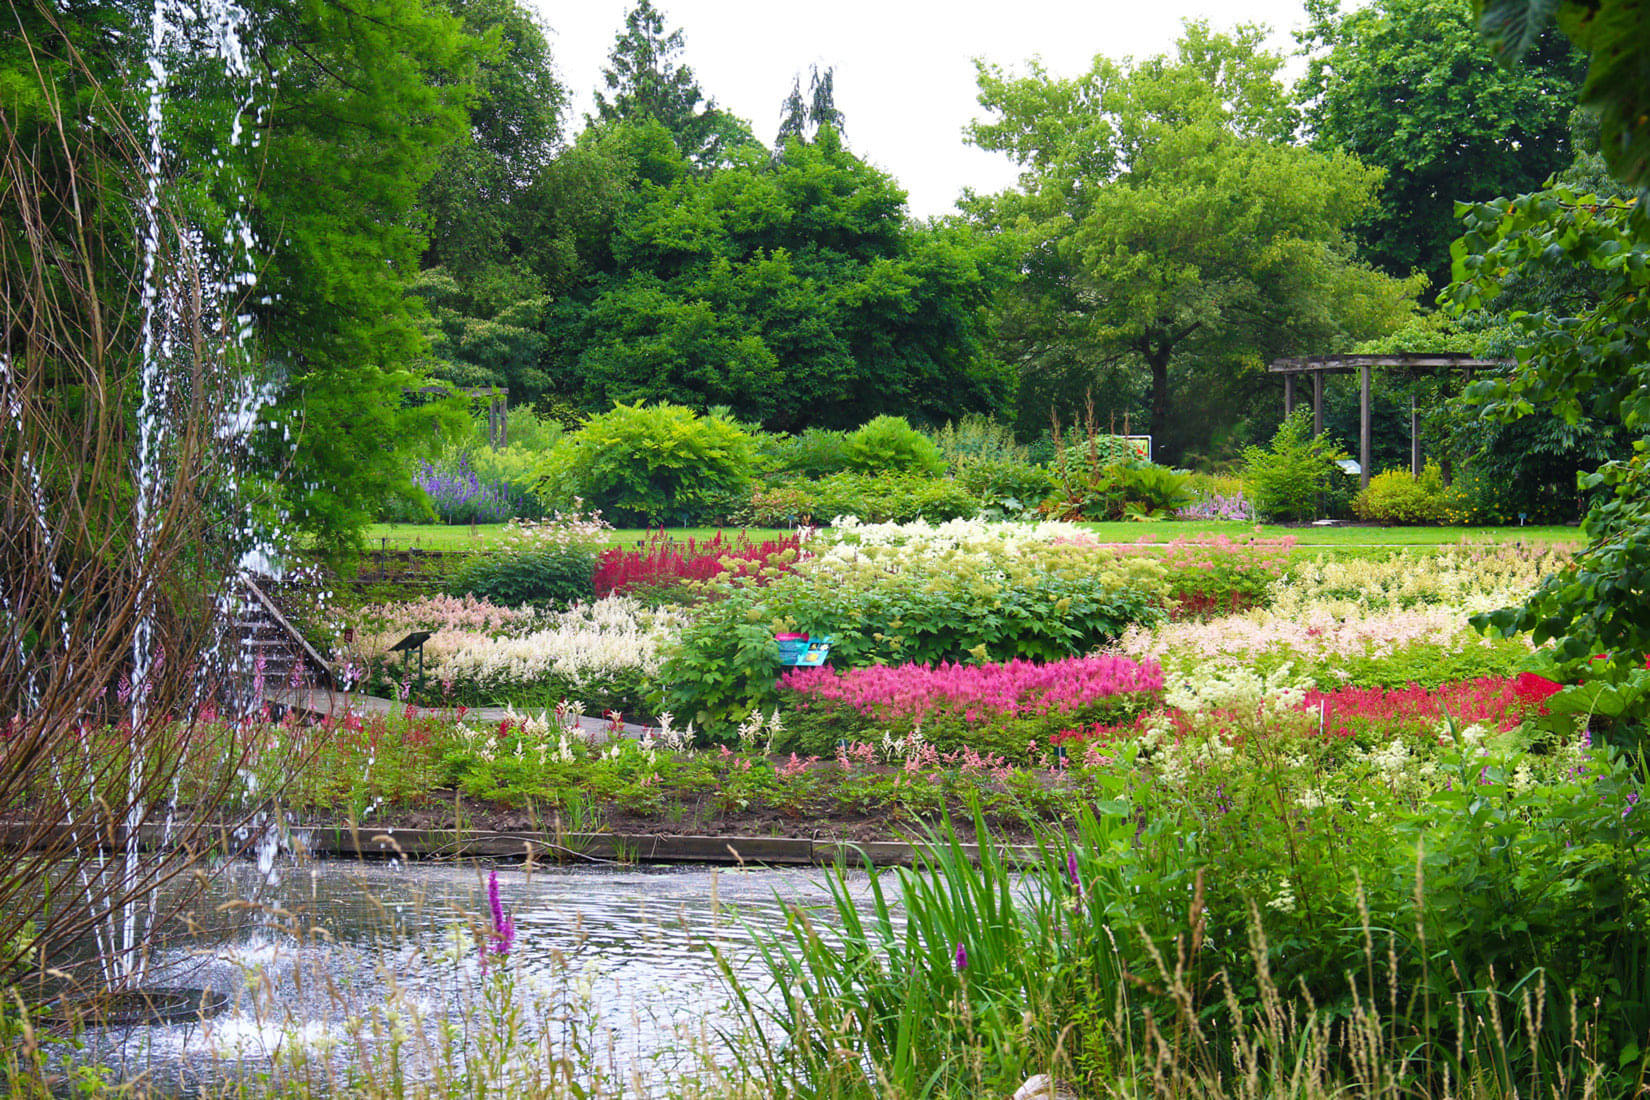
820, 516, 1097, 561
354, 596, 685, 695
736, 707, 784, 755
1163, 663, 1307, 717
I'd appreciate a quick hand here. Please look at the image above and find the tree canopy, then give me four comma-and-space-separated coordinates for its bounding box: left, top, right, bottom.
535, 121, 1016, 431
1300, 0, 1585, 295
591, 0, 752, 168
968, 22, 1416, 461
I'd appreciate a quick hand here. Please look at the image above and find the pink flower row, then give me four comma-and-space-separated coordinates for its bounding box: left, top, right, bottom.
779, 655, 1164, 722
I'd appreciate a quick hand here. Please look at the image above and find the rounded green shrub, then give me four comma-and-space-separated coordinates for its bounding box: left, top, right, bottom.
537, 402, 755, 526
956, 456, 1056, 514
770, 428, 852, 479
1352, 463, 1449, 524
843, 415, 946, 476
448, 544, 596, 607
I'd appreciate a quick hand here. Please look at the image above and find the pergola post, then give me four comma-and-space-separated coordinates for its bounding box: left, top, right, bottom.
1359, 363, 1371, 491
1410, 396, 1421, 478
1312, 373, 1323, 436
1283, 374, 1296, 417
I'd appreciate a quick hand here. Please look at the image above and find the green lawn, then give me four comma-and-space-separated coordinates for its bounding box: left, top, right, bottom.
1075, 520, 1582, 546
361, 523, 792, 551
361, 519, 1582, 553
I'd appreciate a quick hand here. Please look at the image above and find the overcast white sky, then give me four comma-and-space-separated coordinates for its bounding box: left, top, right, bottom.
531, 0, 1315, 219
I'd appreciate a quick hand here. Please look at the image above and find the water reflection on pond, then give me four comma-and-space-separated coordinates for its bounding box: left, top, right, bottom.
65, 857, 885, 1094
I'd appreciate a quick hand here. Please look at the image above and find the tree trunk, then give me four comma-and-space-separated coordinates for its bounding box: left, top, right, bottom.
1148, 347, 1174, 465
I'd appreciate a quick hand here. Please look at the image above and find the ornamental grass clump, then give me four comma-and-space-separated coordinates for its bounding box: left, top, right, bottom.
777, 656, 1164, 756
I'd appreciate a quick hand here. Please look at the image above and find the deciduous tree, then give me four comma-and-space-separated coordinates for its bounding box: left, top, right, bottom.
968, 22, 1416, 462
1299, 0, 1584, 295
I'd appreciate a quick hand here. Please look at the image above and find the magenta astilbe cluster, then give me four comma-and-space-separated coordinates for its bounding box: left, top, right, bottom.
781, 655, 1164, 723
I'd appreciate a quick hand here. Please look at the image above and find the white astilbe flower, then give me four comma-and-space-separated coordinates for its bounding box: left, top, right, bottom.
1164, 663, 1307, 717
351, 596, 683, 691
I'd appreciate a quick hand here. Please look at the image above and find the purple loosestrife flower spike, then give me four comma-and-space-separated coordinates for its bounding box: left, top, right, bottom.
482, 870, 515, 965
954, 942, 967, 972
1067, 851, 1081, 890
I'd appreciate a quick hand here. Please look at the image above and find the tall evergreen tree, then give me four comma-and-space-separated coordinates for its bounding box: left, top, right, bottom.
777, 64, 841, 150
591, 0, 751, 167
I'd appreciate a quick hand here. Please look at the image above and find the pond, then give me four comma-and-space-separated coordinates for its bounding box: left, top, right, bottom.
53, 856, 884, 1095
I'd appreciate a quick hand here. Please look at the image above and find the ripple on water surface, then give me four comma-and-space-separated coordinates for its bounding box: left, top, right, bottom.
56, 859, 885, 1093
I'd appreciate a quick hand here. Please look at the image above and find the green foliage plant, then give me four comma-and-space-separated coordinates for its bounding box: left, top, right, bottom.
1351, 462, 1450, 524
745, 472, 979, 526
1453, 188, 1650, 727
537, 402, 754, 525
955, 456, 1056, 516
926, 413, 1031, 470
448, 515, 609, 607
842, 415, 947, 476
1242, 408, 1348, 522
766, 427, 851, 479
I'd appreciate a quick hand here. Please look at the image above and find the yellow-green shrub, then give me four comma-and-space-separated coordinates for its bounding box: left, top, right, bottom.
1352, 463, 1449, 525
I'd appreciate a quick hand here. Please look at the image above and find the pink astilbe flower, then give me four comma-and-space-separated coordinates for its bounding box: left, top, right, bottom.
780, 655, 1164, 725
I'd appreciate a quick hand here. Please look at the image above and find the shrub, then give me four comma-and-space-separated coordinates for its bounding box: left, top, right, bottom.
1242, 408, 1347, 522
745, 472, 979, 525
768, 428, 852, 479
447, 514, 609, 607
1352, 463, 1450, 524
927, 414, 1030, 471
843, 415, 946, 476
1046, 459, 1196, 521
536, 402, 755, 525
955, 456, 1056, 515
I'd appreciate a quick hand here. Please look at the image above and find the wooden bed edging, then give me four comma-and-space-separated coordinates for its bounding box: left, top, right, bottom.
1, 821, 1043, 869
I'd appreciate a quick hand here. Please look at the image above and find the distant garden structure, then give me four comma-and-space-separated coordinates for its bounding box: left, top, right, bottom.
1268, 354, 1512, 488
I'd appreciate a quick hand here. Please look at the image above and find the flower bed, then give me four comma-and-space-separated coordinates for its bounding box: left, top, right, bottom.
343, 595, 682, 713
777, 655, 1164, 756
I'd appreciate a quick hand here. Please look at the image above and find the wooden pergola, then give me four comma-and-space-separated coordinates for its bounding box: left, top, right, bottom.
1267, 355, 1513, 489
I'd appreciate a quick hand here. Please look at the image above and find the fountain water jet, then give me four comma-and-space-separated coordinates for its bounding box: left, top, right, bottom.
0, 0, 290, 1001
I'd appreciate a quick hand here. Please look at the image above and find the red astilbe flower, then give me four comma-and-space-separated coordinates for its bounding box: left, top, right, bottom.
592, 529, 805, 597
1513, 672, 1565, 706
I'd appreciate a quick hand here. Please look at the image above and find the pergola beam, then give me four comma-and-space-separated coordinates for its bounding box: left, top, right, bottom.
1269, 355, 1512, 374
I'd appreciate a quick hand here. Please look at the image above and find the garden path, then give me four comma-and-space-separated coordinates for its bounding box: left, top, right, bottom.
265, 686, 657, 741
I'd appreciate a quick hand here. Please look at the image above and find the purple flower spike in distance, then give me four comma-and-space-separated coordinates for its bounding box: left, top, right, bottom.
1067, 851, 1081, 890
954, 942, 968, 972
